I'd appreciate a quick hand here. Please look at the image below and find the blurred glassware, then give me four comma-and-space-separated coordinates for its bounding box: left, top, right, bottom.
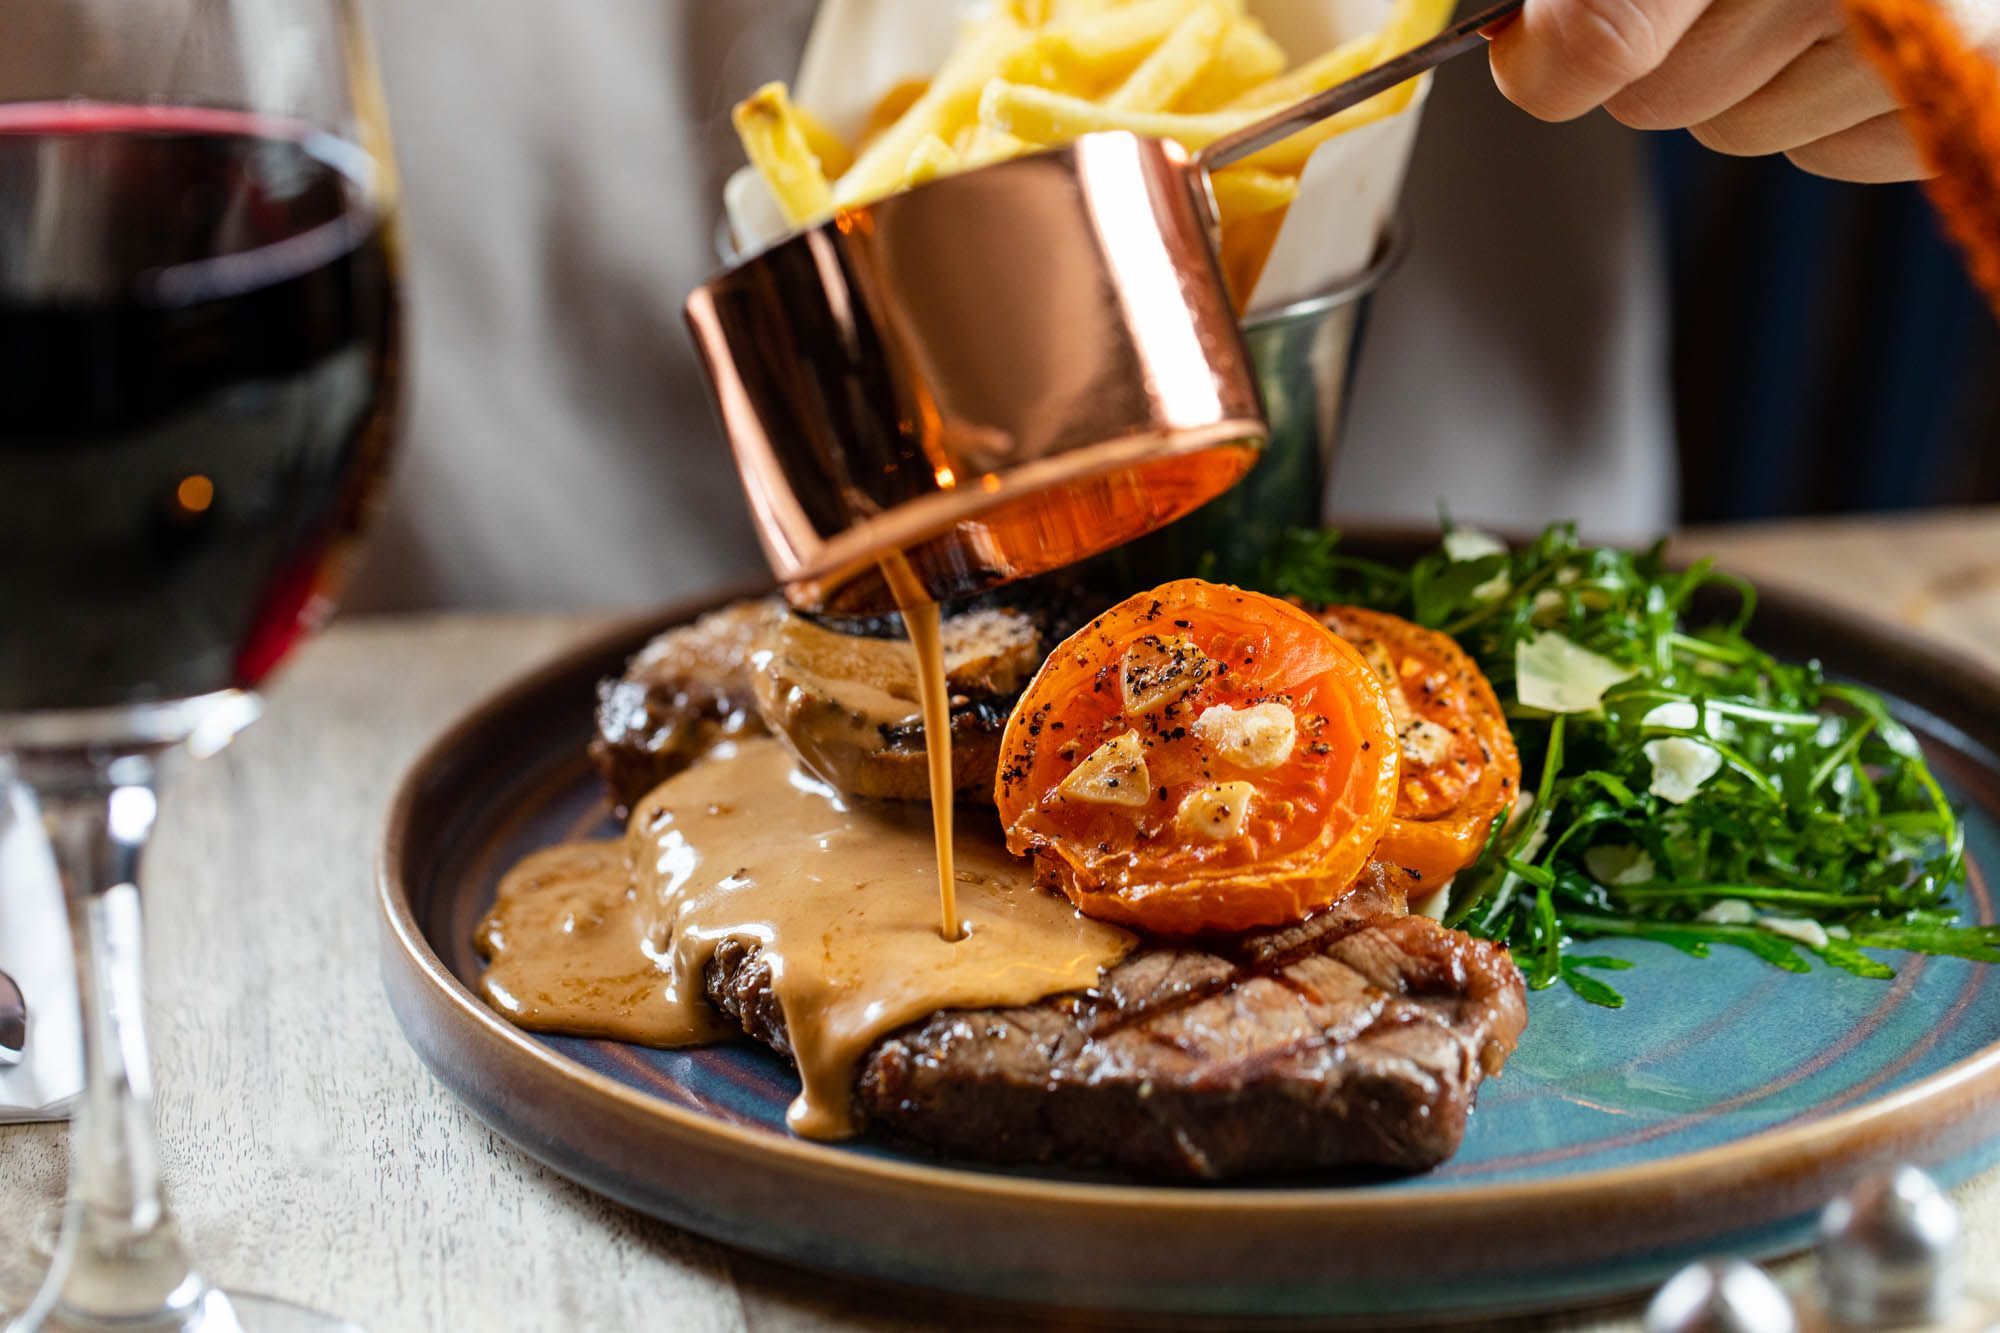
0, 0, 404, 1327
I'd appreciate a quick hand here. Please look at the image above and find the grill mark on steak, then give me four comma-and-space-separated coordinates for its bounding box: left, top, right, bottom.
701, 867, 1527, 1180
1076, 871, 1400, 1044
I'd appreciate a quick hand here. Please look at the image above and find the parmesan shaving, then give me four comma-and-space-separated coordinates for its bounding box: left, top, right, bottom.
1698, 898, 1756, 924
1412, 879, 1453, 920
1442, 529, 1507, 562
1645, 737, 1722, 804
1515, 632, 1634, 714
1584, 843, 1656, 887
1760, 916, 1830, 950
1442, 530, 1511, 600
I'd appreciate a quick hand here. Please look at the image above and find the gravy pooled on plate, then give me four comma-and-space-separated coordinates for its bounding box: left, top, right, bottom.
477, 736, 1132, 1137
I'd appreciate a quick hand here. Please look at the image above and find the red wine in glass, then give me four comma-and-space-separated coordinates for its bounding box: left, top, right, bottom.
0, 102, 402, 712
0, 79, 401, 1332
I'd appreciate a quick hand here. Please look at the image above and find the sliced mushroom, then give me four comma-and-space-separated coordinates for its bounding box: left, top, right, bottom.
750, 605, 1045, 802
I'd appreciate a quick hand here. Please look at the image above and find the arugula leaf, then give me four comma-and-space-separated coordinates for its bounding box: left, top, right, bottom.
1411, 553, 1510, 628
1253, 523, 1972, 1009
1560, 956, 1634, 1007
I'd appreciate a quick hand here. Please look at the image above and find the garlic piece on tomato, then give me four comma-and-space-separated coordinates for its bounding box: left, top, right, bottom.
1176, 781, 1256, 840
1055, 730, 1150, 807
1120, 634, 1212, 714
1192, 702, 1296, 771
1399, 718, 1455, 768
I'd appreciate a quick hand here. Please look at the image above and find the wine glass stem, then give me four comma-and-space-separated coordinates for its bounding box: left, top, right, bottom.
24, 759, 207, 1330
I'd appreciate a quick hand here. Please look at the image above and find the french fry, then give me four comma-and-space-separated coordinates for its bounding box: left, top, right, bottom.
1218, 202, 1287, 308
1232, 0, 1455, 178
1039, 0, 1205, 89
1233, 85, 1418, 172
904, 133, 962, 186
740, 0, 1434, 308
1207, 165, 1299, 219
857, 78, 930, 154
1105, 3, 1231, 111
960, 123, 1037, 167
1174, 18, 1287, 111
1013, 0, 1124, 24
1225, 32, 1379, 108
980, 79, 1262, 151
793, 103, 854, 180
732, 82, 835, 226
985, 70, 1418, 175
1375, 0, 1460, 56
834, 15, 1038, 206
1001, 37, 1067, 91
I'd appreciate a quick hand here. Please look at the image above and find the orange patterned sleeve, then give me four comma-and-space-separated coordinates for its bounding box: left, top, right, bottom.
1846, 0, 2000, 316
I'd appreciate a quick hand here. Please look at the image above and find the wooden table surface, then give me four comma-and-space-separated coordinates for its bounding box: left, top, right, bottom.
5, 508, 2000, 1332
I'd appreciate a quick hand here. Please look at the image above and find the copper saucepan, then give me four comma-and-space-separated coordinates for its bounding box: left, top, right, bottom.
685, 0, 1522, 613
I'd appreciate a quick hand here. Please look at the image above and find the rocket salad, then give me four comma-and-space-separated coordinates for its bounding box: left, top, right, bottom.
1259, 523, 1990, 1008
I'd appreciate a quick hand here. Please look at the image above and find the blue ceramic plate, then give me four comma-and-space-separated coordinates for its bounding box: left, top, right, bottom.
380, 555, 2000, 1323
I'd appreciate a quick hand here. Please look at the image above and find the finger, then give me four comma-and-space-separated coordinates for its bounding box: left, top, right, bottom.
1690, 35, 1897, 156
1488, 0, 1711, 121
1785, 109, 1931, 182
1604, 0, 1832, 129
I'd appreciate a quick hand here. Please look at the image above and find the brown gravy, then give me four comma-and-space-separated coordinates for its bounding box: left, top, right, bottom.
878, 550, 962, 941
478, 737, 1132, 1138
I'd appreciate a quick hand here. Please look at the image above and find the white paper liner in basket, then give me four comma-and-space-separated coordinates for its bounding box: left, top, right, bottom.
722, 0, 1429, 314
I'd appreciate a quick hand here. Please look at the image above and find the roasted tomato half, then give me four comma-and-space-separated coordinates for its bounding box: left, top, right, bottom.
1316, 605, 1521, 883
994, 579, 1399, 934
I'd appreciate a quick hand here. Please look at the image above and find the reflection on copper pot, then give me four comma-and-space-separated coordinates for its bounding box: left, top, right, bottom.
685, 132, 1264, 614
684, 0, 1520, 613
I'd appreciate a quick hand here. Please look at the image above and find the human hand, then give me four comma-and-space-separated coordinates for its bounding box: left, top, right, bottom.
1484, 0, 1980, 181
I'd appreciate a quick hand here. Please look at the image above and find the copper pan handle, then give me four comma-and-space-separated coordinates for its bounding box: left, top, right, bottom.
1197, 0, 1525, 170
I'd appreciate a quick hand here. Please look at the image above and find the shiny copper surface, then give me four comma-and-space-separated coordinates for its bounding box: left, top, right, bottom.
685, 7, 1526, 612
685, 133, 1264, 613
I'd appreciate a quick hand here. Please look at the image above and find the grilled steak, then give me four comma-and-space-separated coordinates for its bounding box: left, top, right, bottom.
590, 600, 777, 816
705, 867, 1528, 1180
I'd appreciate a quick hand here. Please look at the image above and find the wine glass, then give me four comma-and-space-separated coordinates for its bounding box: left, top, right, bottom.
0, 0, 403, 1328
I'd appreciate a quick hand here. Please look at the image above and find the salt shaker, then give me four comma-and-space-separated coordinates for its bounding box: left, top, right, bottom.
1819, 1165, 1965, 1327
1647, 1167, 2000, 1333
1646, 1259, 1799, 1333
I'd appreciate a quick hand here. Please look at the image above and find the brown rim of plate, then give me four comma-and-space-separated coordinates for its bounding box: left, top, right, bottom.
376, 537, 2000, 1222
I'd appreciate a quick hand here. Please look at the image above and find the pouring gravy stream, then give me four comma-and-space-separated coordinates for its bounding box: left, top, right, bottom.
879, 550, 963, 943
